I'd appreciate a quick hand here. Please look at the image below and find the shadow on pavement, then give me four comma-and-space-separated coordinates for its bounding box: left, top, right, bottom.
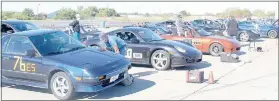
76, 78, 155, 100
131, 71, 158, 78
1, 83, 51, 94
174, 61, 212, 71
234, 51, 247, 56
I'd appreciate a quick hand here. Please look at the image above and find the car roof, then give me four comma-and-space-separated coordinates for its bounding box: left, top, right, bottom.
2, 20, 33, 24
6, 29, 60, 37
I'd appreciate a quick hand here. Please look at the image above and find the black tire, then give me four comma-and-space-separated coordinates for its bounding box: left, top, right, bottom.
150, 50, 171, 70
50, 72, 75, 100
209, 43, 224, 56
267, 30, 278, 39
238, 32, 250, 42
120, 74, 134, 86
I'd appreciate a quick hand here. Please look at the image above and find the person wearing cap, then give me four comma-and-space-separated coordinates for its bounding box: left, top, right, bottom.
99, 33, 127, 56
175, 14, 183, 36
69, 14, 81, 41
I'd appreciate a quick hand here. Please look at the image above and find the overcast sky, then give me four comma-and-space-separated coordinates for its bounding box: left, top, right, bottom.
2, 2, 278, 15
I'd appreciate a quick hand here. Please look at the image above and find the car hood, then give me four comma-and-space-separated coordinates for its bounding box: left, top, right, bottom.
205, 36, 241, 46
153, 40, 201, 56
45, 48, 126, 68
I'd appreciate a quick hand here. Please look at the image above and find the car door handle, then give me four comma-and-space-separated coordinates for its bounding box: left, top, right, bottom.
2, 57, 10, 60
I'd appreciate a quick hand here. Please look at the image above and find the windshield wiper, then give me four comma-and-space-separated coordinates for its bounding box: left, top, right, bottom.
65, 46, 86, 52
44, 51, 64, 56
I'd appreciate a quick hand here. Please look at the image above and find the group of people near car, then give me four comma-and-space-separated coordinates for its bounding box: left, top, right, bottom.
175, 14, 239, 39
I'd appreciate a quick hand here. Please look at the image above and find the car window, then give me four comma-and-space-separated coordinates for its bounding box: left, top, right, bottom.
6, 36, 34, 55
124, 32, 137, 41
1, 24, 14, 33
115, 32, 127, 41
11, 23, 38, 32
1, 36, 11, 53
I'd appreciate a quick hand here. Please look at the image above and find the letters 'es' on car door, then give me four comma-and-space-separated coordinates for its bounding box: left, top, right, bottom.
2, 36, 45, 82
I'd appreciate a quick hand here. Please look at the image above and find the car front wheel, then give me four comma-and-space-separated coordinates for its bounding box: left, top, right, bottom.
150, 50, 171, 70
268, 30, 278, 39
50, 72, 75, 100
209, 43, 224, 56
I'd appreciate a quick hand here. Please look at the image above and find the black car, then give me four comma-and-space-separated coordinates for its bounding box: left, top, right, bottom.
84, 27, 202, 70
1, 20, 39, 36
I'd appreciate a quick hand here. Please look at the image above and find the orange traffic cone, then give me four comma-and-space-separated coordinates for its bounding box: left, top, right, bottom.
208, 71, 214, 84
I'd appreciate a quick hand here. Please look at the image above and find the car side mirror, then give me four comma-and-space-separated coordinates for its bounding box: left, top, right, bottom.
26, 49, 36, 57
7, 30, 14, 34
131, 38, 140, 43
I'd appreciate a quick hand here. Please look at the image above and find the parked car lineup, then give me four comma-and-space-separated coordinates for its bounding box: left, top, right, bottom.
1, 19, 277, 100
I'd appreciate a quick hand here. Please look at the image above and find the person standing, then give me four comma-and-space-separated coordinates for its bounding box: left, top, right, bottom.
175, 14, 183, 36
226, 16, 238, 38
99, 33, 127, 56
69, 14, 81, 41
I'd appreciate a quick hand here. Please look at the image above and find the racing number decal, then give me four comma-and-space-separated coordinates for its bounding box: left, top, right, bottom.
184, 39, 201, 45
13, 56, 36, 72
125, 48, 132, 58
192, 39, 201, 45
125, 48, 143, 59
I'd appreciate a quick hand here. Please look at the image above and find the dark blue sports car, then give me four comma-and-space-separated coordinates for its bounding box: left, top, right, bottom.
1, 29, 132, 100
238, 20, 278, 38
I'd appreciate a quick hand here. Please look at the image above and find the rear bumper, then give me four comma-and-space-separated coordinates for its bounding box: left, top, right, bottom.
171, 55, 202, 67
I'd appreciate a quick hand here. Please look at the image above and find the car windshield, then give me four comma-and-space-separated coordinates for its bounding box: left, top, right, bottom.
193, 27, 212, 36
11, 22, 38, 32
137, 29, 164, 41
157, 28, 169, 34
29, 31, 86, 56
145, 22, 156, 27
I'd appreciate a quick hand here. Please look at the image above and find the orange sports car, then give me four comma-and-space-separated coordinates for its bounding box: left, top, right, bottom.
159, 26, 241, 56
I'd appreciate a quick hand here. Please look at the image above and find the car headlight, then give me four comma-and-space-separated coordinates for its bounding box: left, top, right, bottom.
174, 46, 186, 53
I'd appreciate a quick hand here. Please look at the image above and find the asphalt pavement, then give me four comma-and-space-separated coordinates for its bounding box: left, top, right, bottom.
1, 38, 278, 100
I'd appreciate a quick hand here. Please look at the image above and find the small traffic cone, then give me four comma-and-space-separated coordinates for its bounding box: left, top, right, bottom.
186, 71, 190, 83
208, 71, 214, 84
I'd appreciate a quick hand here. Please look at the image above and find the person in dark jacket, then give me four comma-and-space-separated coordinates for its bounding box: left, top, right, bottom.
69, 14, 81, 41
226, 16, 238, 37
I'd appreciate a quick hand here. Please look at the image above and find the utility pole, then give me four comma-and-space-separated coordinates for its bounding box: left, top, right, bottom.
37, 4, 40, 15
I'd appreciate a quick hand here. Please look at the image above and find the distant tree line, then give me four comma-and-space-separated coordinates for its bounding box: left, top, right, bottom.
215, 8, 275, 18
1, 7, 275, 20
2, 8, 47, 20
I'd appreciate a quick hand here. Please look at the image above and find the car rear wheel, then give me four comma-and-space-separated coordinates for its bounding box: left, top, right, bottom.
50, 72, 75, 100
239, 32, 250, 42
151, 50, 171, 70
209, 43, 224, 56
267, 30, 278, 39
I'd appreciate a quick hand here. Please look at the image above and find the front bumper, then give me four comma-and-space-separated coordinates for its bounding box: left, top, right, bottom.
75, 68, 129, 93
171, 55, 202, 67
